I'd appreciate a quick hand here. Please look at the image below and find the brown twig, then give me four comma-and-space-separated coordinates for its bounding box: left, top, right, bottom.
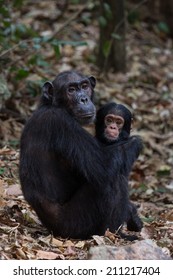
50, 3, 88, 39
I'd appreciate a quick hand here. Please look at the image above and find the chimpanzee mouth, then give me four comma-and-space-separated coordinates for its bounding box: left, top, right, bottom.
81, 113, 94, 118
77, 112, 96, 124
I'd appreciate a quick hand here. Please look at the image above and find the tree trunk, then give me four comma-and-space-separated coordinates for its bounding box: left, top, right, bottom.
160, 0, 173, 37
97, 0, 126, 73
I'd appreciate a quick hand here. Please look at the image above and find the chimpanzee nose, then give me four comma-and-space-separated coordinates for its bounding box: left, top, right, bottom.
110, 124, 117, 129
80, 96, 89, 105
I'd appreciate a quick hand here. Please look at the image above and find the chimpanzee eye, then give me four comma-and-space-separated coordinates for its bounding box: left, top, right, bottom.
68, 87, 76, 94
106, 118, 112, 124
81, 83, 89, 90
116, 120, 122, 125
116, 119, 124, 127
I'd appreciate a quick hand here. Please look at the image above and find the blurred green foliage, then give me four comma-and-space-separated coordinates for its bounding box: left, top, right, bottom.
0, 0, 87, 89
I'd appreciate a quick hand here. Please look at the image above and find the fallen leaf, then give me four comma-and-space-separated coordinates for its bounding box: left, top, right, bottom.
75, 241, 85, 249
92, 235, 105, 245
165, 181, 173, 190
6, 184, 22, 196
63, 240, 74, 247
36, 250, 64, 260
51, 238, 63, 247
64, 246, 76, 256
16, 248, 27, 259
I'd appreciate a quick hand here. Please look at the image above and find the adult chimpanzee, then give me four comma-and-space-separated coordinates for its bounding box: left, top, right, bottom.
95, 102, 143, 232
20, 71, 142, 239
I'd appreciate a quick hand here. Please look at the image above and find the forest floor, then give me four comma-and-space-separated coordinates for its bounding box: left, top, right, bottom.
0, 2, 173, 259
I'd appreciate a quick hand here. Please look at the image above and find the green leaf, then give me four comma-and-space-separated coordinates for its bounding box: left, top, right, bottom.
13, 0, 24, 8
28, 54, 37, 65
28, 54, 49, 67
20, 41, 28, 49
111, 33, 122, 40
98, 16, 107, 28
3, 19, 11, 28
41, 36, 52, 43
14, 23, 30, 38
157, 165, 171, 177
142, 217, 155, 223
0, 167, 5, 175
53, 45, 61, 59
103, 41, 111, 58
3, 26, 12, 36
33, 43, 41, 50
139, 183, 148, 191
156, 188, 167, 193
15, 68, 29, 80
51, 40, 87, 58
26, 80, 43, 97
128, 11, 139, 24
51, 40, 87, 47
32, 37, 42, 49
103, 3, 112, 19
33, 37, 42, 44
158, 21, 170, 34
37, 58, 49, 67
0, 5, 9, 17
8, 140, 20, 148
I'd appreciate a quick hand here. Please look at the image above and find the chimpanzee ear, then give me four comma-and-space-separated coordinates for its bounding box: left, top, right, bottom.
42, 81, 54, 100
88, 76, 96, 88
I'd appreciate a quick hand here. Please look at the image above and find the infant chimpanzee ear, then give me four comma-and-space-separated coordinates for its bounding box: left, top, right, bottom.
88, 76, 96, 88
42, 81, 54, 101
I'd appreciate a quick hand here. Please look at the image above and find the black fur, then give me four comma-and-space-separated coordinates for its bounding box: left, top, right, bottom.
20, 72, 142, 239
95, 102, 143, 233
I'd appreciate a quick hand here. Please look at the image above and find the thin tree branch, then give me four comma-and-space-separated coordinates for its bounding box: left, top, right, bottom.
103, 0, 149, 73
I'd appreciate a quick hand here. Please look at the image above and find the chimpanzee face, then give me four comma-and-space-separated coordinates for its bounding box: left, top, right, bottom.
104, 113, 125, 141
42, 71, 96, 125
95, 102, 132, 144
65, 75, 96, 124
